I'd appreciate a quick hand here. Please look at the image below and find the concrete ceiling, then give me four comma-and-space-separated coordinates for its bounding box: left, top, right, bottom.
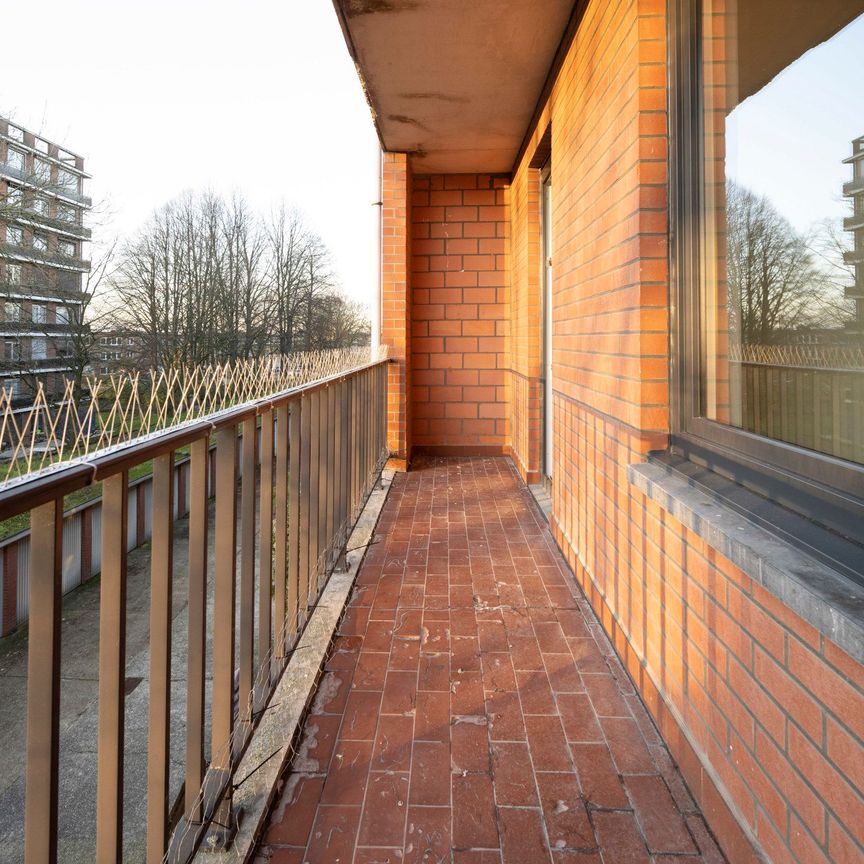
333, 0, 576, 174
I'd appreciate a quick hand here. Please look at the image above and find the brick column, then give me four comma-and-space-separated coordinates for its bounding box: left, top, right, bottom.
381, 151, 412, 465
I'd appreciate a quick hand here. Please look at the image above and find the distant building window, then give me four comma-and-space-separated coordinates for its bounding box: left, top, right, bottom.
57, 169, 78, 192
34, 139, 49, 155
6, 263, 21, 285
34, 158, 51, 183
58, 271, 79, 292
4, 339, 19, 361
6, 225, 23, 245
6, 125, 24, 142
32, 234, 48, 252
56, 203, 77, 223
55, 306, 70, 325
58, 239, 76, 257
31, 337, 47, 360
32, 196, 49, 216
6, 147, 24, 171
5, 184, 23, 207
31, 304, 47, 324
4, 302, 20, 322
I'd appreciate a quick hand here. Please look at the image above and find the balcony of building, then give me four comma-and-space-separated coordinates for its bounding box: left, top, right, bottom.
2, 2, 864, 864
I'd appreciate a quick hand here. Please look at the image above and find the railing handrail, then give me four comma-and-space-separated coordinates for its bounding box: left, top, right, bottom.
0, 356, 390, 523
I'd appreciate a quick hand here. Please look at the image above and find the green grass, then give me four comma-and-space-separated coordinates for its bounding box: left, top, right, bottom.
0, 446, 192, 543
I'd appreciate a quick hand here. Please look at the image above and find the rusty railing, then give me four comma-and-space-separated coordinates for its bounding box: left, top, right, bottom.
0, 356, 389, 864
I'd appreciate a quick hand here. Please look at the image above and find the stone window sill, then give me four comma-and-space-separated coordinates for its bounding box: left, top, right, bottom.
629, 459, 864, 665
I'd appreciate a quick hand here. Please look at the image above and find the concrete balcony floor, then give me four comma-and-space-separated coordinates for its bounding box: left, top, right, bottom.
255, 457, 726, 864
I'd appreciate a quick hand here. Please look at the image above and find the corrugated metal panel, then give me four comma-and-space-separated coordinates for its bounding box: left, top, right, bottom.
16, 537, 30, 624
62, 513, 82, 594
127, 488, 137, 552
90, 503, 102, 574
142, 479, 153, 541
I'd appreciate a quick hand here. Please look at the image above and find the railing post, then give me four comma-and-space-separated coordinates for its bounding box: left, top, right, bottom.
351, 375, 359, 518
210, 424, 238, 846
317, 387, 329, 594
299, 393, 312, 621
288, 399, 301, 641
239, 416, 257, 723
274, 405, 289, 659
96, 471, 128, 863
147, 451, 174, 863
185, 437, 208, 822
326, 383, 336, 568
257, 410, 274, 708
24, 497, 62, 864
307, 390, 320, 607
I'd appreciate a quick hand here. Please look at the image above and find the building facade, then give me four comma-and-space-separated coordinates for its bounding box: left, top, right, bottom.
844, 135, 864, 334
337, 2, 864, 862
0, 117, 91, 403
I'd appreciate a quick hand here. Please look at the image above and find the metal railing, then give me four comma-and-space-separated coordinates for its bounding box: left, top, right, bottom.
0, 356, 389, 864
0, 347, 378, 482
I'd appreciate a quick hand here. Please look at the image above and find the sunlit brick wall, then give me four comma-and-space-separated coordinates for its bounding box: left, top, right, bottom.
508, 165, 543, 482
381, 152, 412, 460
506, 0, 864, 862
410, 174, 510, 452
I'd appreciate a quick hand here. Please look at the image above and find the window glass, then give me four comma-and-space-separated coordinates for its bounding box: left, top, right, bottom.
30, 337, 47, 360
58, 239, 76, 257
6, 225, 23, 245
33, 158, 51, 183
6, 147, 24, 171
58, 169, 78, 192
31, 304, 47, 324
32, 233, 48, 252
56, 203, 77, 223
32, 196, 48, 216
700, 3, 864, 465
55, 306, 70, 325
4, 302, 20, 322
5, 184, 23, 207
6, 263, 21, 285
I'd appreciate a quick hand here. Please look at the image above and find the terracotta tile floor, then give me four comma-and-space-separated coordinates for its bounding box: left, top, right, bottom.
256, 457, 725, 864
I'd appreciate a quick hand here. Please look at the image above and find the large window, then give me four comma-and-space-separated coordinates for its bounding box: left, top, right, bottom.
673, 1, 864, 538
5, 147, 24, 172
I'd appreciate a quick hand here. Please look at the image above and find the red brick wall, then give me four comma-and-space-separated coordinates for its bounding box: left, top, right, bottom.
509, 165, 543, 482
382, 152, 412, 461
410, 174, 510, 452
506, 1, 864, 863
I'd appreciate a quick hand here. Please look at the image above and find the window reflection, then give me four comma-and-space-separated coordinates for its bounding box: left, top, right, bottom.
701, 2, 864, 465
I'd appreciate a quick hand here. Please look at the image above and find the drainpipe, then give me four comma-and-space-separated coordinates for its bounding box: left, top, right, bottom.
371, 146, 383, 356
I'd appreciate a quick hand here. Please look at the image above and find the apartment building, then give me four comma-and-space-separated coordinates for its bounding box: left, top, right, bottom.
844, 135, 864, 333
0, 117, 91, 402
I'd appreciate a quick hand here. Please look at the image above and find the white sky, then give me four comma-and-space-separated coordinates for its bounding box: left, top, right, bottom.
727, 13, 864, 235
0, 0, 381, 307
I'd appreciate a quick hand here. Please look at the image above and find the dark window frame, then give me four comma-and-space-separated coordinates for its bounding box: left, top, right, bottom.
668, 0, 864, 546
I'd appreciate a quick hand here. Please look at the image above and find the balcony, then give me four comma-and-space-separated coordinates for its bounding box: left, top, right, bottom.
0, 161, 93, 209
0, 242, 91, 272
844, 212, 864, 232
842, 176, 864, 197
0, 358, 389, 863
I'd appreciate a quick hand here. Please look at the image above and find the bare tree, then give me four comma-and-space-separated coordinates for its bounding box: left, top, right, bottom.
109, 191, 368, 367
726, 180, 853, 343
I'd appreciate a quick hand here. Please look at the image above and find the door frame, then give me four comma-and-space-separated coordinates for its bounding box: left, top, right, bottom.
540, 163, 553, 486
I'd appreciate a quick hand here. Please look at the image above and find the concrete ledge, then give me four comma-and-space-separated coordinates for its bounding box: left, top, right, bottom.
192, 468, 394, 864
630, 461, 864, 664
